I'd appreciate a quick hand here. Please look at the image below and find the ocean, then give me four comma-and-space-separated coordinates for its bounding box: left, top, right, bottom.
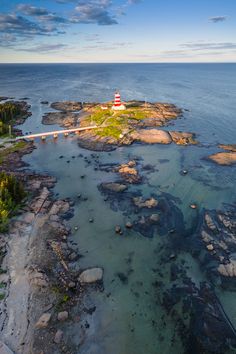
1, 63, 236, 353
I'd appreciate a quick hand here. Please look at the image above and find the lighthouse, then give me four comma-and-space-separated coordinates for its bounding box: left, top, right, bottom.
112, 91, 126, 111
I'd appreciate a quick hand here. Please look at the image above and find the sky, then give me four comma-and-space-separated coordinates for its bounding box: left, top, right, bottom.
0, 0, 236, 63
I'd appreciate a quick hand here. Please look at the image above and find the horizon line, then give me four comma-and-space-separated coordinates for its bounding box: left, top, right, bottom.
0, 61, 236, 65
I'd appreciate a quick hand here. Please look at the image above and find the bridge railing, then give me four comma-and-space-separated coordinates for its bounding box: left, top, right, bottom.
15, 125, 100, 140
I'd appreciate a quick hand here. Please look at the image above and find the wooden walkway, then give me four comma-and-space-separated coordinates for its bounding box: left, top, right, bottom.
15, 125, 99, 140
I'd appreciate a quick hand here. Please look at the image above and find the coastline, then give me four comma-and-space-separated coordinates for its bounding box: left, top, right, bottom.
0, 102, 94, 353
0, 96, 236, 353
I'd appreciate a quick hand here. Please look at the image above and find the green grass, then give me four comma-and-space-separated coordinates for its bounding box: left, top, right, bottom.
0, 140, 27, 164
87, 108, 112, 125
83, 105, 152, 139
97, 126, 122, 139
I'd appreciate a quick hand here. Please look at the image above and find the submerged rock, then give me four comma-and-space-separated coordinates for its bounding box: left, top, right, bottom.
189, 208, 236, 286
149, 213, 160, 223
205, 213, 217, 232
100, 182, 127, 193
219, 144, 236, 152
133, 196, 158, 209
187, 283, 236, 353
115, 225, 122, 233
79, 267, 103, 284
208, 151, 236, 166
125, 221, 133, 229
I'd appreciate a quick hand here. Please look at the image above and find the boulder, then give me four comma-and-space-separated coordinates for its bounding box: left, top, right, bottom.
206, 244, 214, 251
79, 268, 103, 284
218, 260, 236, 277
169, 131, 197, 145
205, 214, 217, 232
125, 222, 133, 229
208, 152, 236, 166
54, 329, 63, 344
35, 313, 51, 328
116, 162, 141, 183
115, 225, 121, 233
133, 196, 158, 209
57, 311, 69, 321
101, 182, 127, 193
201, 230, 213, 243
131, 129, 172, 144
150, 214, 160, 223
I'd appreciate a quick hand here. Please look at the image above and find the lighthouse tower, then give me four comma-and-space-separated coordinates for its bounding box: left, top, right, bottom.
112, 91, 126, 111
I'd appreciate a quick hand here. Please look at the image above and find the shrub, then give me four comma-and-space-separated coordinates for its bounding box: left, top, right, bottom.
0, 172, 26, 232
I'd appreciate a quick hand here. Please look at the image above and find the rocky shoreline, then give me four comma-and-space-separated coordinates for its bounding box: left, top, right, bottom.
0, 102, 104, 354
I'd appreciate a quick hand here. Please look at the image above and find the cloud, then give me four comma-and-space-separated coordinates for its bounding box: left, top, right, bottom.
18, 43, 68, 52
55, 0, 76, 3
17, 4, 69, 24
209, 16, 228, 23
83, 41, 132, 50
39, 14, 69, 23
17, 4, 49, 16
127, 0, 142, 4
181, 42, 236, 51
0, 33, 18, 47
72, 0, 118, 25
0, 14, 57, 36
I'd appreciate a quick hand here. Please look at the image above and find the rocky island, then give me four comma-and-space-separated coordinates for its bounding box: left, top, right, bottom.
208, 144, 236, 166
42, 100, 197, 151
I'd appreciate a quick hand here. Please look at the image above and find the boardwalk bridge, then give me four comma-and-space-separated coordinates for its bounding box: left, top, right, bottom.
16, 125, 99, 141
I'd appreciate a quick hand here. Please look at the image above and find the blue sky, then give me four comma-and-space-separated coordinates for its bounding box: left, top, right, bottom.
0, 0, 235, 63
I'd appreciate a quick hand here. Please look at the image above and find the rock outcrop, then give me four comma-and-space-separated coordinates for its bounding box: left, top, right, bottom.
131, 129, 172, 144
169, 131, 197, 145
35, 313, 51, 329
208, 144, 236, 166
51, 101, 82, 112
208, 152, 236, 166
133, 196, 158, 209
79, 268, 103, 284
100, 182, 127, 193
116, 161, 141, 183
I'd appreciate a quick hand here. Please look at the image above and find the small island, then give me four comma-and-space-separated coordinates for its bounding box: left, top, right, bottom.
208, 144, 236, 166
42, 93, 197, 151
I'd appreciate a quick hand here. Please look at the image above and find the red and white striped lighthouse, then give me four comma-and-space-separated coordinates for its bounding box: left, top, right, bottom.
114, 92, 121, 107
112, 91, 126, 111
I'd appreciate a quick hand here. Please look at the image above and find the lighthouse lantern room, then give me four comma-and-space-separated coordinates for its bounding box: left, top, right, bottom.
112, 91, 126, 111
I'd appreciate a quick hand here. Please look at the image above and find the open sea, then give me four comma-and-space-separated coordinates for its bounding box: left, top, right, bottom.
1, 63, 236, 353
